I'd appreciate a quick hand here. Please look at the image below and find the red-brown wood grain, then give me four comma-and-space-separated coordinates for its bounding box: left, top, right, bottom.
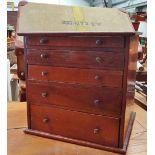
30, 104, 120, 147
19, 31, 136, 153
28, 65, 123, 88
27, 49, 124, 70
27, 81, 122, 117
26, 36, 124, 48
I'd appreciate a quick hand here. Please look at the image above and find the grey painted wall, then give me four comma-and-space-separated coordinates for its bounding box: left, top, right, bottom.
90, 0, 147, 12
10, 0, 90, 7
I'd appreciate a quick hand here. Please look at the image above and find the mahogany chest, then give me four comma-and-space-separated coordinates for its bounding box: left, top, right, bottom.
17, 2, 138, 154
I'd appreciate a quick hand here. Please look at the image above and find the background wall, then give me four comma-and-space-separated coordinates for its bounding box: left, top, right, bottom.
8, 0, 90, 11
90, 0, 147, 12
8, 0, 147, 12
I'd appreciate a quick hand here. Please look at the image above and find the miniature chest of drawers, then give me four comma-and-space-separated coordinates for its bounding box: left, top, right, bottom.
17, 2, 138, 154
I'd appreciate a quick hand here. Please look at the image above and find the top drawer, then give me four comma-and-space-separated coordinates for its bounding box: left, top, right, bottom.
26, 36, 124, 48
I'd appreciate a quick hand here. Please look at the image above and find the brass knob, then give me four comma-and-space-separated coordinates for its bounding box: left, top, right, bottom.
42, 92, 48, 97
93, 128, 100, 134
94, 99, 100, 105
95, 75, 101, 81
96, 57, 102, 63
41, 71, 48, 76
40, 38, 49, 44
42, 117, 49, 123
40, 53, 48, 59
96, 39, 103, 45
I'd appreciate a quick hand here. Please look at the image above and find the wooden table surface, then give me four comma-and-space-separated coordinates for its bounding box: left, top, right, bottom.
7, 102, 146, 155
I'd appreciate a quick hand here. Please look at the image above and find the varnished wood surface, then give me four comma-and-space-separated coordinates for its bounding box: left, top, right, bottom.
26, 36, 124, 48
28, 65, 123, 88
27, 49, 124, 70
27, 82, 122, 117
25, 33, 128, 149
7, 102, 146, 155
30, 104, 119, 147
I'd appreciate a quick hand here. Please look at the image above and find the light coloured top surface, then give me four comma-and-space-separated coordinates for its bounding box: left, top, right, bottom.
18, 2, 135, 34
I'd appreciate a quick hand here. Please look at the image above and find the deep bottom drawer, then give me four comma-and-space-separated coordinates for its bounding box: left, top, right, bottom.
30, 104, 120, 147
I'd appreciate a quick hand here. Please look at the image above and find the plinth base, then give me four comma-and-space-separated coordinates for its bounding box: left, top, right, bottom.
24, 112, 136, 155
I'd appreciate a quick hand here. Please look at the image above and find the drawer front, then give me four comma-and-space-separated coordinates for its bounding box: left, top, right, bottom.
27, 49, 124, 70
27, 82, 122, 117
26, 36, 124, 48
28, 65, 123, 88
30, 104, 120, 147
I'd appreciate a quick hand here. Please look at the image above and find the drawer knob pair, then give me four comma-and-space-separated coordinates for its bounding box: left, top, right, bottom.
93, 128, 100, 134
42, 117, 49, 123
96, 39, 103, 46
40, 38, 49, 44
40, 53, 48, 59
42, 92, 48, 97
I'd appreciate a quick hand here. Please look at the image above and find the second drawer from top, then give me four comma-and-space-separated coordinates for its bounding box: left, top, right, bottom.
26, 49, 125, 70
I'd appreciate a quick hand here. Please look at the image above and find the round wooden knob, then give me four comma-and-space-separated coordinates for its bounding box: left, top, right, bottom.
42, 92, 48, 97
40, 38, 49, 44
96, 57, 102, 63
40, 53, 48, 59
20, 71, 25, 80
93, 128, 100, 134
95, 75, 101, 81
42, 117, 49, 123
41, 71, 48, 76
20, 72, 24, 76
96, 39, 103, 45
94, 99, 100, 105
